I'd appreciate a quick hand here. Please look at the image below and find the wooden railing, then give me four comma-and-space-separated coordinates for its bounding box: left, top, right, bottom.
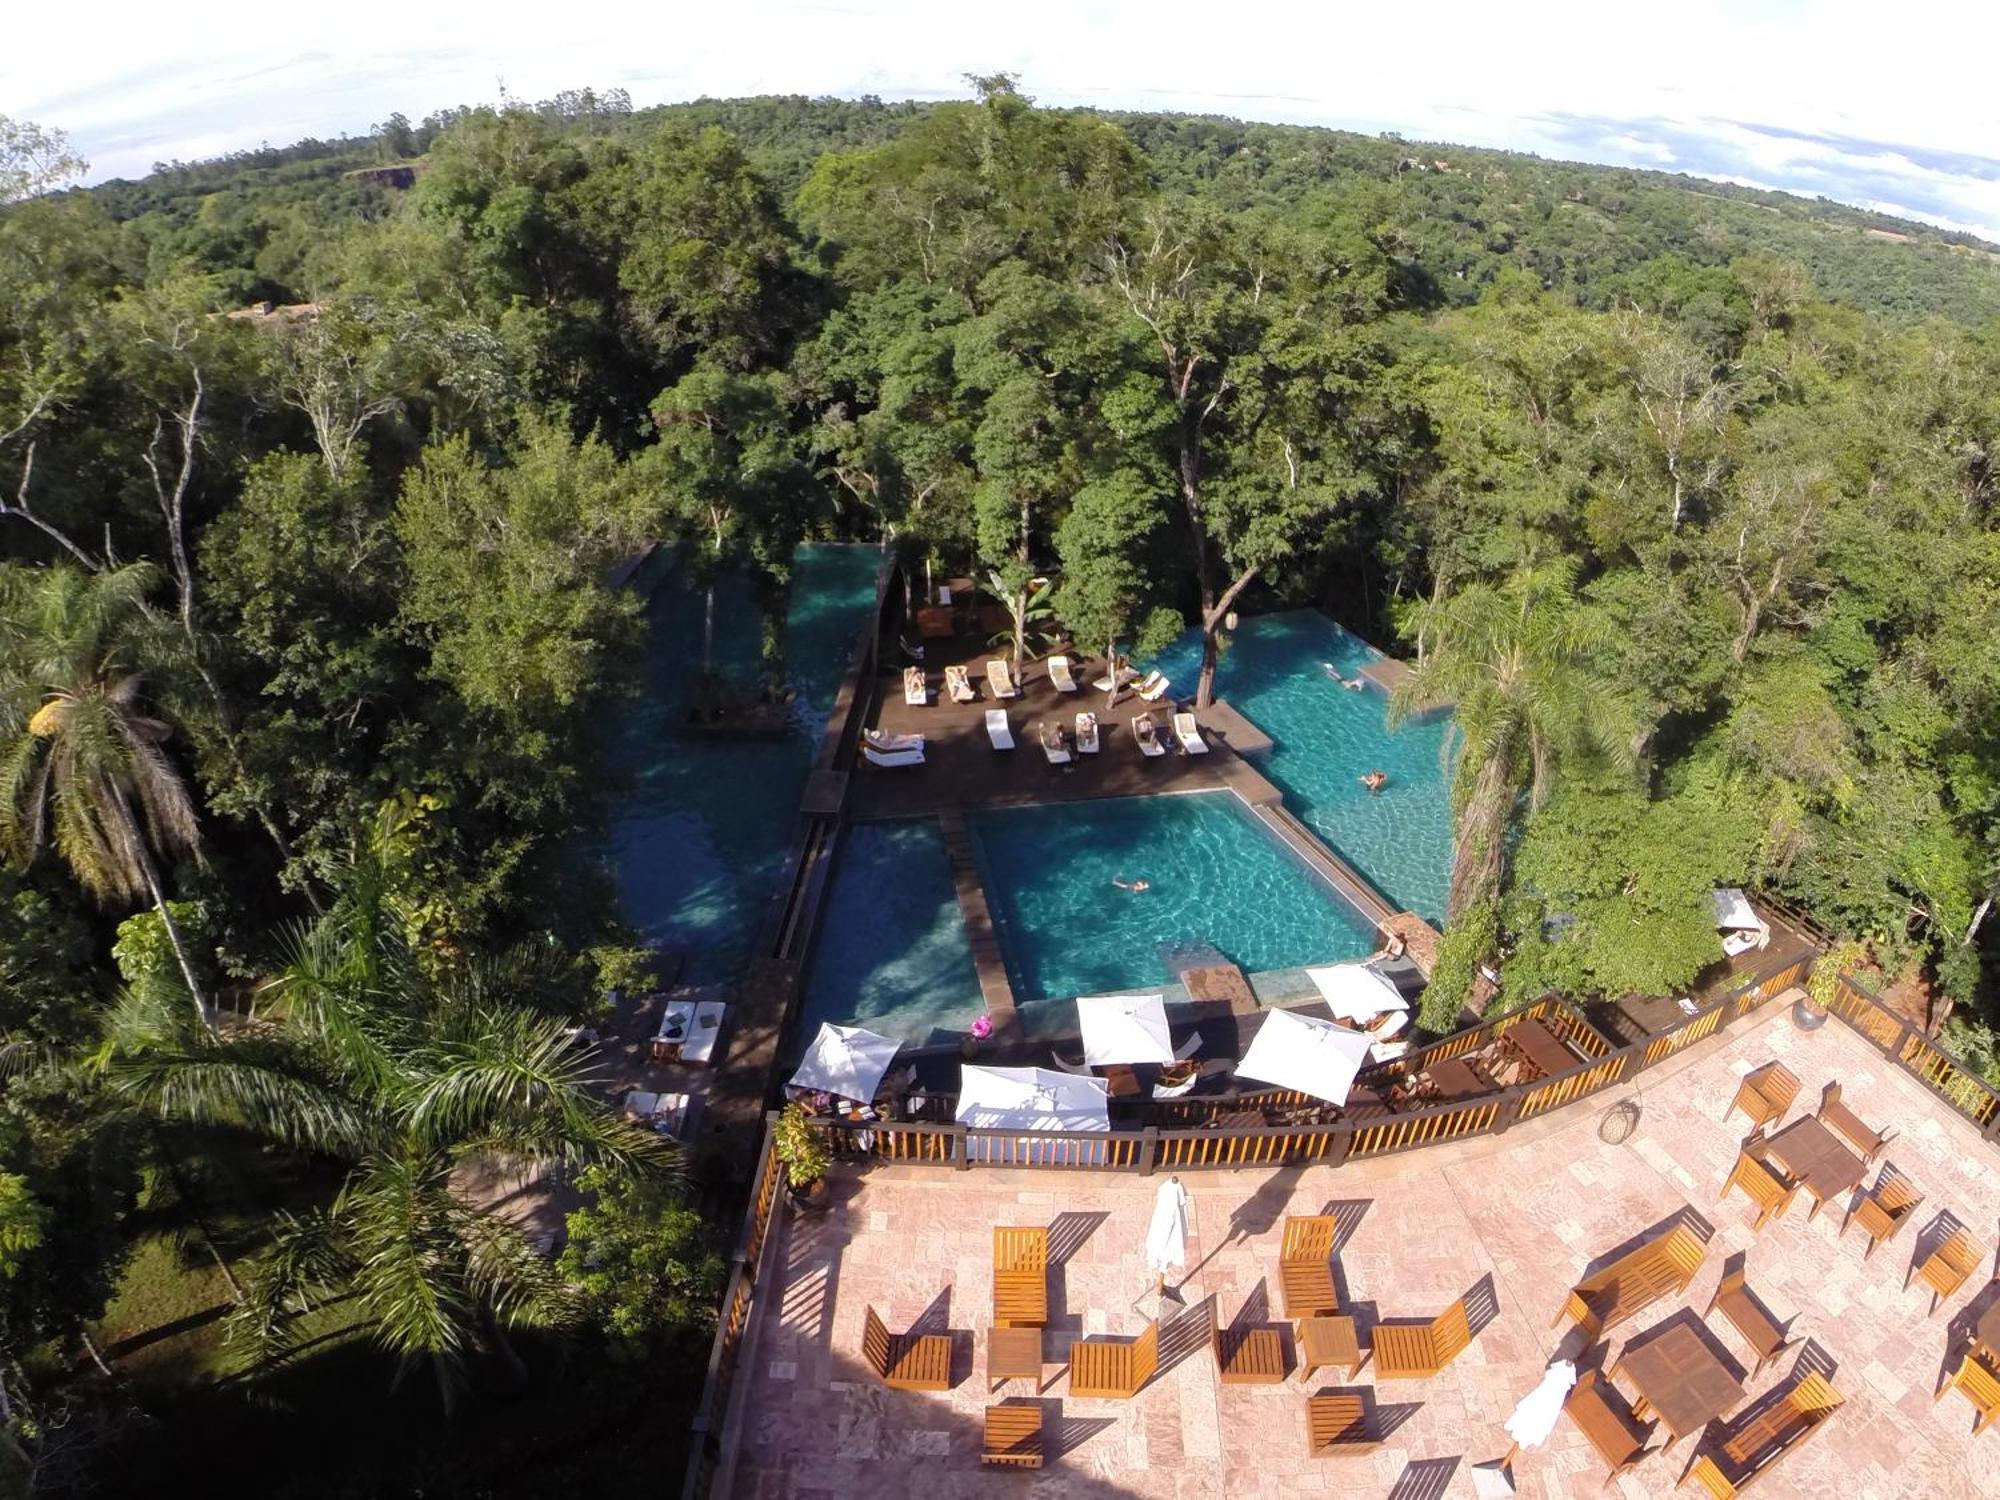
1827, 973, 2000, 1135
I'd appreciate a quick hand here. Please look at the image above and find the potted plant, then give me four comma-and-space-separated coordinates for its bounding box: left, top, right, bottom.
960, 1012, 994, 1061
773, 1101, 831, 1206
1796, 938, 1867, 1032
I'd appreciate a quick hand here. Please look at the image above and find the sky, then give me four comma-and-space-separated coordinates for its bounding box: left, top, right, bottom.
10, 0, 2000, 240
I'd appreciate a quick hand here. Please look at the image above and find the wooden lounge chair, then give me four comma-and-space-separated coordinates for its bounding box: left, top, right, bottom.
1279, 1215, 1339, 1319
1840, 1166, 1922, 1260
1068, 1319, 1159, 1399
992, 1227, 1049, 1327
1564, 1369, 1651, 1486
1679, 1372, 1843, 1497
981, 1402, 1044, 1467
1306, 1393, 1379, 1456
944, 663, 977, 703
1935, 1348, 2000, 1436
985, 709, 1015, 750
1074, 711, 1099, 753
1172, 711, 1208, 754
1721, 1132, 1801, 1231
1909, 1226, 1983, 1314
1705, 1262, 1795, 1378
1047, 655, 1079, 692
1213, 1314, 1285, 1384
1554, 1223, 1705, 1342
986, 658, 1020, 699
861, 1305, 952, 1391
1132, 713, 1165, 757
903, 665, 928, 705
1816, 1082, 1887, 1164
1371, 1298, 1472, 1379
1727, 1062, 1800, 1132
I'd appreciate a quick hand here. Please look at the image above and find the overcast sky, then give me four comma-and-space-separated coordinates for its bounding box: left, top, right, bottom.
11, 0, 2000, 240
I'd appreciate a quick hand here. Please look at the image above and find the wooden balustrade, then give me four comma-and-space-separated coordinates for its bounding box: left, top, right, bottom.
1518, 1051, 1629, 1120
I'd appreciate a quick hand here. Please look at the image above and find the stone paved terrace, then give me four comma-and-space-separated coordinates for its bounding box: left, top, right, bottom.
724, 1004, 2000, 1499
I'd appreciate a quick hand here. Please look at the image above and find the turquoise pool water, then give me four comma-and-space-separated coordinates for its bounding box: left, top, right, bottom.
970, 793, 1380, 1007
797, 820, 984, 1044
594, 544, 881, 982
1149, 612, 1451, 923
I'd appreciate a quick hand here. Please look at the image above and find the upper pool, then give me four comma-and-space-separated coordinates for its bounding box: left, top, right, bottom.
593, 544, 881, 982
1149, 612, 1451, 923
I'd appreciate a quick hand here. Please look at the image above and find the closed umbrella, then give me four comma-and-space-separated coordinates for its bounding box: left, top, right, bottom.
1304, 962, 1408, 1022
1474, 1359, 1578, 1494
787, 1023, 902, 1103
1077, 992, 1174, 1065
1140, 1174, 1192, 1316
1235, 1008, 1373, 1106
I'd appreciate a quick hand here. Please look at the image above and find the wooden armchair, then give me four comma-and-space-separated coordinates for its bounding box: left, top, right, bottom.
1279, 1214, 1339, 1318
1306, 1393, 1379, 1457
1679, 1372, 1843, 1497
1555, 1223, 1706, 1342
1728, 1062, 1800, 1131
1935, 1348, 2000, 1437
862, 1305, 953, 1391
1069, 1318, 1160, 1399
1213, 1314, 1285, 1385
1840, 1166, 1922, 1260
1705, 1262, 1795, 1378
1816, 1082, 1887, 1164
1372, 1298, 1473, 1379
1720, 1132, 1800, 1231
1909, 1227, 1984, 1315
992, 1226, 1049, 1326
1563, 1369, 1651, 1486
981, 1403, 1045, 1467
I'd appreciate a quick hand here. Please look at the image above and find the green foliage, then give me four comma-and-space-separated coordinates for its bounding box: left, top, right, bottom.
771, 1102, 829, 1190
1421, 901, 1496, 1033
0, 1171, 46, 1276
556, 1164, 724, 1356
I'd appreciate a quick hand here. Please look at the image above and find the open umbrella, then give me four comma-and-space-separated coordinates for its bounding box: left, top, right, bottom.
1235, 1008, 1373, 1106
1304, 962, 1408, 1022
787, 1022, 902, 1103
957, 1065, 1110, 1134
1077, 992, 1174, 1065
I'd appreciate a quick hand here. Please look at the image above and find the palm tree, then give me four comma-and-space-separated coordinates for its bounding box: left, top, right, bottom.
107, 842, 667, 1405
1392, 564, 1633, 924
0, 564, 211, 1029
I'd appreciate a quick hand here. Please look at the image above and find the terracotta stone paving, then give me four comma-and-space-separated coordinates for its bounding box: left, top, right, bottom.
725, 1006, 2000, 1498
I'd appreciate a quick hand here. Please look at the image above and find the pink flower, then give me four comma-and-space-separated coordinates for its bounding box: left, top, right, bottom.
970, 1014, 994, 1040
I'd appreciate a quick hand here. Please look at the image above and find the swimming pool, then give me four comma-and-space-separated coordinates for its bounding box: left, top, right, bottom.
970, 792, 1380, 1008
1148, 612, 1451, 923
593, 544, 882, 982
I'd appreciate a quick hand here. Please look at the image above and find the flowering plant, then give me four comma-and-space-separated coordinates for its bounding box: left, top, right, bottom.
970, 1014, 994, 1040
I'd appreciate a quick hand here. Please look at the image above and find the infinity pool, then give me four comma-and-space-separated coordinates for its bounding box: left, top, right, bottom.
1149, 612, 1451, 923
595, 544, 881, 982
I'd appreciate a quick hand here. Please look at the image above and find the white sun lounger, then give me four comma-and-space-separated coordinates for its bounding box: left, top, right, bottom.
1136, 670, 1171, 702
865, 728, 924, 753
986, 658, 1020, 699
985, 709, 1015, 750
945, 664, 977, 703
1075, 711, 1100, 753
863, 745, 925, 769
1172, 711, 1208, 754
1133, 714, 1165, 757
1040, 723, 1072, 764
1048, 655, 1079, 692
903, 666, 927, 705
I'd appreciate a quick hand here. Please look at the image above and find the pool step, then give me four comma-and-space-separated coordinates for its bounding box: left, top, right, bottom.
936, 811, 1020, 1035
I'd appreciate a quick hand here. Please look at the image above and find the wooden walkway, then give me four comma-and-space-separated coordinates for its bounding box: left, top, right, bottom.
936, 811, 1019, 1034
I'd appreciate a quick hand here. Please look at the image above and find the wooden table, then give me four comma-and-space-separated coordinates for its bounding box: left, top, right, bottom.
1612, 1322, 1745, 1449
1298, 1314, 1364, 1382
1499, 1018, 1578, 1080
1422, 1057, 1490, 1104
1098, 1064, 1143, 1099
987, 1325, 1044, 1392
1766, 1115, 1865, 1220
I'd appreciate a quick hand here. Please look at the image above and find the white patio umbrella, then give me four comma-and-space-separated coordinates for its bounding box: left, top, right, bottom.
1477, 1359, 1578, 1492
956, 1065, 1110, 1135
1077, 992, 1174, 1065
787, 1022, 903, 1103
1139, 1174, 1193, 1317
1305, 962, 1408, 1022
1235, 1008, 1373, 1106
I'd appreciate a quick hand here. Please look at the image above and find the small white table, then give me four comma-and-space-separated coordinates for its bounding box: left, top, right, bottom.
654, 1000, 727, 1065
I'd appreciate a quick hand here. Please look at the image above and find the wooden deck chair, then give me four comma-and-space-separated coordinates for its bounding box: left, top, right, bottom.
1372, 1298, 1472, 1379
1727, 1061, 1800, 1131
861, 1305, 953, 1391
1682, 1372, 1843, 1497
1068, 1318, 1160, 1400
981, 1403, 1045, 1467
1840, 1166, 1923, 1260
1554, 1223, 1705, 1342
1816, 1082, 1888, 1164
992, 1226, 1049, 1327
1212, 1301, 1285, 1385
1306, 1393, 1378, 1457
1910, 1227, 1984, 1315
1935, 1348, 2000, 1436
1279, 1215, 1340, 1318
1705, 1263, 1795, 1378
1563, 1369, 1650, 1486
1721, 1132, 1800, 1231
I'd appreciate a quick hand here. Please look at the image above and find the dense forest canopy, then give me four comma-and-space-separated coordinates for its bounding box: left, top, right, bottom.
2, 78, 1998, 1496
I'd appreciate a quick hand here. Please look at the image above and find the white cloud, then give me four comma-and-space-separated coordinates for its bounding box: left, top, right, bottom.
9, 0, 2000, 238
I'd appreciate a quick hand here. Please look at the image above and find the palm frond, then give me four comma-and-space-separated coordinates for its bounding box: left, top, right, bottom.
226, 1206, 359, 1364
111, 1043, 382, 1158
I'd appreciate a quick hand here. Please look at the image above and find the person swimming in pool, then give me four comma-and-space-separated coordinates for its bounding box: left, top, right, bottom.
1112, 876, 1151, 892
1361, 770, 1388, 793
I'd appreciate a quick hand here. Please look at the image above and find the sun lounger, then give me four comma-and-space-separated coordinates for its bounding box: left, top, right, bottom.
1135, 670, 1170, 702
987, 659, 1020, 699
1040, 723, 1072, 764
945, 664, 977, 703
1133, 714, 1165, 757
863, 745, 925, 769
865, 728, 924, 753
1172, 711, 1208, 753
903, 666, 927, 705
986, 710, 1015, 750
1047, 655, 1079, 692
1075, 712, 1099, 753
